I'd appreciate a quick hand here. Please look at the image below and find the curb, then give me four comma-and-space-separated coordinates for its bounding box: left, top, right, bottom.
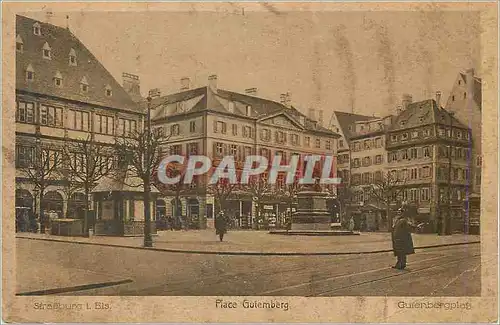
16, 236, 481, 256
16, 279, 133, 296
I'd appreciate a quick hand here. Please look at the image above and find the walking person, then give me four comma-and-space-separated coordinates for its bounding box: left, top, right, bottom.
391, 208, 415, 270
215, 211, 228, 242
167, 215, 174, 231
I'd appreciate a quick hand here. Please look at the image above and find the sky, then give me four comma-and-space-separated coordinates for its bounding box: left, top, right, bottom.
23, 8, 480, 121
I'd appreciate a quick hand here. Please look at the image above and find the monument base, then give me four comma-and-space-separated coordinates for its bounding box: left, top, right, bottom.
269, 229, 360, 236
291, 223, 330, 231
273, 190, 359, 236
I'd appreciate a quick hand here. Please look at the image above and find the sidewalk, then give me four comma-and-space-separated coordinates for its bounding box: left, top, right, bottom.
16, 229, 480, 255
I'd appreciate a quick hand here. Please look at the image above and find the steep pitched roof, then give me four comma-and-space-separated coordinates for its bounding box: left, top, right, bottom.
458, 72, 482, 108
16, 15, 139, 112
331, 111, 375, 141
389, 99, 469, 131
151, 86, 339, 136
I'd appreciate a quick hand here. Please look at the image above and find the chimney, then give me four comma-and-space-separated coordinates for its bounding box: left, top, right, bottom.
318, 110, 324, 125
280, 93, 287, 105
208, 74, 218, 92
180, 77, 190, 91
465, 68, 475, 82
122, 72, 141, 96
401, 93, 413, 110
308, 108, 316, 121
245, 88, 258, 96
46, 11, 54, 24
435, 91, 442, 108
148, 88, 161, 99
280, 92, 291, 107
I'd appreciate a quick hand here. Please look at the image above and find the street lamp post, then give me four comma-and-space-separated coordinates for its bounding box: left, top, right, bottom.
35, 136, 45, 234
33, 188, 39, 232
143, 95, 153, 247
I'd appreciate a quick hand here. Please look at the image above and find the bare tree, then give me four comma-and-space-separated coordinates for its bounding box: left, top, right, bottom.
58, 163, 82, 218
336, 181, 354, 224
153, 162, 198, 225
114, 125, 168, 247
18, 145, 62, 232
207, 175, 239, 215
244, 174, 273, 227
277, 178, 302, 224
62, 135, 112, 235
367, 170, 407, 232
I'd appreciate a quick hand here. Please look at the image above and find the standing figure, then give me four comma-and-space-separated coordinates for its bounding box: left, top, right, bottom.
391, 209, 415, 270
215, 211, 228, 242
348, 217, 355, 231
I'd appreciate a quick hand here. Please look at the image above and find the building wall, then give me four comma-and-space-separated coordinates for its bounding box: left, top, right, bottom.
15, 92, 142, 218
386, 122, 472, 230
445, 69, 482, 194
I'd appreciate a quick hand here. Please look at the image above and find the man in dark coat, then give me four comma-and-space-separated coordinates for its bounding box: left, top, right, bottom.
215, 212, 228, 242
391, 209, 415, 270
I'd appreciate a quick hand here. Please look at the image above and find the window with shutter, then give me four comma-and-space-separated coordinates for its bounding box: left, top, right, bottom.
417, 147, 423, 158
213, 120, 218, 133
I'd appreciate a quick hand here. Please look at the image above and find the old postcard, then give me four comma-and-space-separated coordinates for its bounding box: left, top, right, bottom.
2, 1, 498, 323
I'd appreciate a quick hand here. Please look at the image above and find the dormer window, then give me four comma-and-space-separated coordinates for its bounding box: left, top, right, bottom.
400, 120, 406, 127
69, 48, 77, 66
16, 35, 23, 52
26, 64, 34, 82
33, 22, 41, 36
246, 105, 252, 116
80, 76, 89, 93
53, 71, 63, 87
228, 101, 235, 113
105, 85, 112, 97
42, 42, 51, 59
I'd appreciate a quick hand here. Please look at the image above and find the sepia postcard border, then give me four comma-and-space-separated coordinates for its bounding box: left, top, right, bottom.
2, 2, 498, 323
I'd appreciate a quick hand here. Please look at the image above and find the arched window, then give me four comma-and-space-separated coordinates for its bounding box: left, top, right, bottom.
69, 48, 77, 66
26, 64, 35, 82
80, 76, 89, 93
53, 71, 63, 87
16, 34, 23, 52
105, 85, 112, 97
33, 22, 41, 36
42, 42, 51, 59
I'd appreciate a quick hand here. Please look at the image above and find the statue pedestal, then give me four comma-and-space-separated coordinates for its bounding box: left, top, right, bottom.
291, 191, 331, 230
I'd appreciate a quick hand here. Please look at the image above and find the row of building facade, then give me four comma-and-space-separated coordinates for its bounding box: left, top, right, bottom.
329, 74, 482, 232
14, 15, 481, 233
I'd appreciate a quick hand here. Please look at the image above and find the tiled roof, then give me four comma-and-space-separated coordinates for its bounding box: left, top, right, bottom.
389, 99, 469, 131
92, 168, 159, 193
459, 72, 482, 108
150, 86, 339, 136
331, 111, 376, 141
16, 15, 139, 112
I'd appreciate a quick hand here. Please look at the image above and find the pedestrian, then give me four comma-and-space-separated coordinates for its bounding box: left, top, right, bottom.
348, 217, 355, 231
436, 216, 443, 235
167, 215, 174, 231
215, 211, 228, 242
391, 208, 415, 270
